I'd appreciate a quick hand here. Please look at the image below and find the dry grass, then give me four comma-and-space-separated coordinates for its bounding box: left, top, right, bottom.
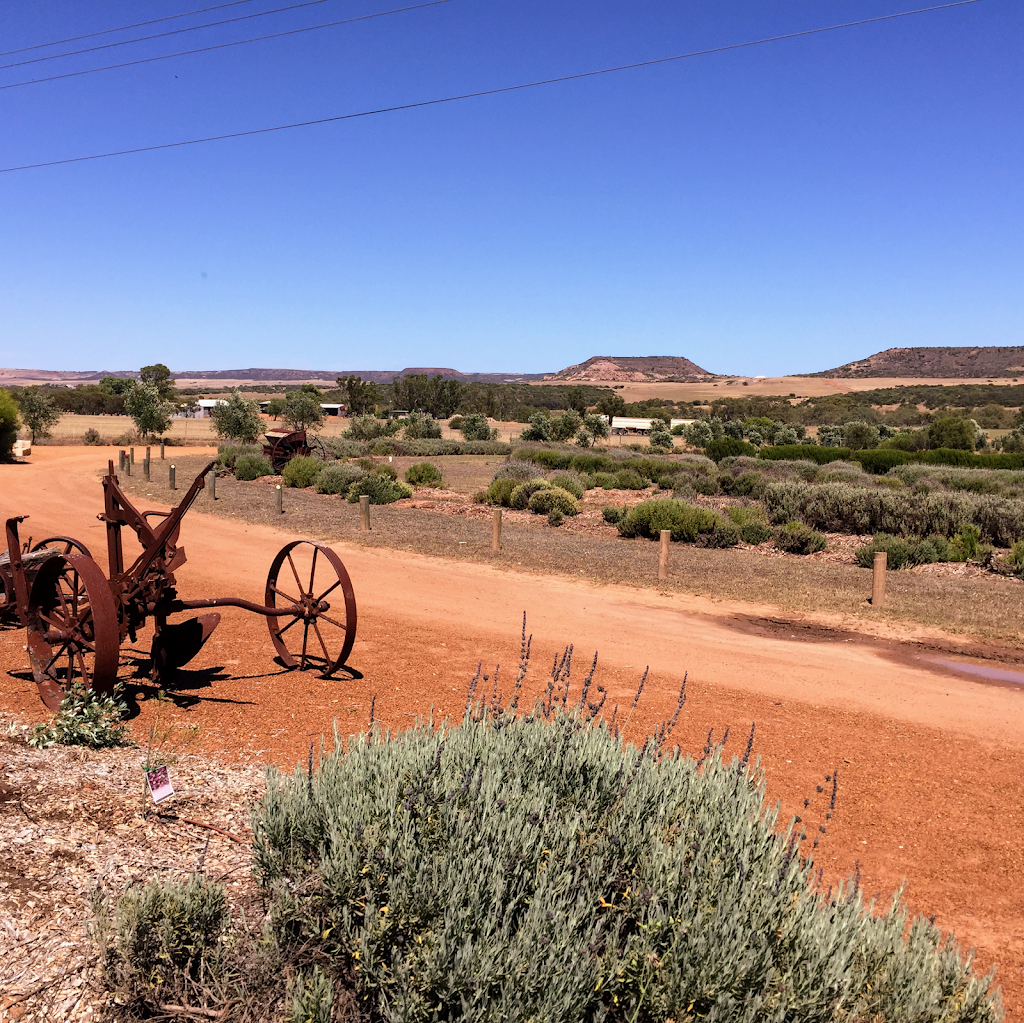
116, 454, 1024, 642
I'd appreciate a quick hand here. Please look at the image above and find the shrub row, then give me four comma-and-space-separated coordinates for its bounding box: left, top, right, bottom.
761, 443, 1024, 473
855, 526, 986, 570
762, 481, 1024, 545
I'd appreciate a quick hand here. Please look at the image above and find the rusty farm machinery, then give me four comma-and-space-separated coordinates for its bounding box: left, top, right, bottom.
1, 460, 356, 711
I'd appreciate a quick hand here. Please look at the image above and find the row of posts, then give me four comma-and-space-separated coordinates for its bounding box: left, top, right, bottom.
112, 451, 890, 603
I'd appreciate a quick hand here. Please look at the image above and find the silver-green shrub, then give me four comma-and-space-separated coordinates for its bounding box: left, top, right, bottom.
509, 478, 551, 509
234, 453, 273, 481
315, 462, 365, 494
548, 470, 587, 498
347, 473, 413, 504
252, 701, 1001, 1023
527, 486, 580, 516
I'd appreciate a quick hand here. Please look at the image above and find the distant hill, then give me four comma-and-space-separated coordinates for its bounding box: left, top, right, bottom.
0, 367, 546, 387
814, 347, 1024, 379
546, 356, 714, 382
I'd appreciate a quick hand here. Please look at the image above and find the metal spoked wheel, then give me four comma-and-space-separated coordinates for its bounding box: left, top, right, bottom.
0, 566, 13, 621
265, 541, 356, 674
31, 536, 93, 559
25, 554, 120, 711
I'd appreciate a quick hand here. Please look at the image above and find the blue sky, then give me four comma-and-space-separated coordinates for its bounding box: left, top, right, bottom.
0, 0, 1020, 375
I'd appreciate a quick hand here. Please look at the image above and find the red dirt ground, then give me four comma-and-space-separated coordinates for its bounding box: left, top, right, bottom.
2, 447, 1023, 1018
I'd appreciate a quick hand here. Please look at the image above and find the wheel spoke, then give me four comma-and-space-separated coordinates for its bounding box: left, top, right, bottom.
317, 613, 348, 632
286, 553, 304, 595
43, 641, 72, 674
315, 579, 341, 604
269, 581, 301, 606
300, 621, 310, 669
278, 615, 303, 637
312, 619, 331, 665
75, 648, 89, 684
308, 547, 319, 593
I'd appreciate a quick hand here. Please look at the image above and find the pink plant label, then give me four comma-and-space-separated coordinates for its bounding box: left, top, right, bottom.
146, 766, 174, 804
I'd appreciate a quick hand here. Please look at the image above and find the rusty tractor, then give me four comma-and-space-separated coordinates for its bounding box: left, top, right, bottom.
2, 460, 356, 710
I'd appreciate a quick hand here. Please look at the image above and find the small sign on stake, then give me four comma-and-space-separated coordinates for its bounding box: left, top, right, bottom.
146, 765, 175, 804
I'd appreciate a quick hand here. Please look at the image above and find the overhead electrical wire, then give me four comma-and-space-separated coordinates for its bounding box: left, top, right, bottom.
1, 0, 345, 71
0, 0, 258, 58
0, 0, 984, 175
0, 0, 451, 91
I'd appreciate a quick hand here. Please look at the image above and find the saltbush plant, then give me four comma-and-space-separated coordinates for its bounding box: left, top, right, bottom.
346, 473, 413, 504
314, 463, 364, 495
29, 681, 131, 749
282, 455, 325, 489
602, 504, 625, 524
405, 462, 443, 487
217, 443, 263, 470
402, 413, 442, 440
509, 478, 552, 510
492, 459, 537, 482
547, 471, 587, 498
855, 526, 988, 570
613, 468, 647, 490
617, 499, 726, 543
459, 413, 496, 441
485, 477, 517, 506
250, 699, 1001, 1023
527, 486, 580, 517
233, 453, 273, 481
773, 522, 827, 555
345, 415, 401, 441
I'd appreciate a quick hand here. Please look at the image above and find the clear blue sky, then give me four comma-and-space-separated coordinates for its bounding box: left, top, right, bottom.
0, 0, 1020, 375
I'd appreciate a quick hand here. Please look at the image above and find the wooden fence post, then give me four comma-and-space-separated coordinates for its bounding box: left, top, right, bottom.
872, 552, 887, 606
659, 529, 670, 580
129, 447, 135, 465
143, 456, 150, 481
360, 494, 371, 531
169, 464, 176, 491
208, 471, 216, 500
160, 440, 165, 460
492, 508, 502, 552
276, 484, 283, 514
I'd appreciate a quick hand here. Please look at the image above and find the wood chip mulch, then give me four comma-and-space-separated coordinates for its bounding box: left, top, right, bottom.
0, 714, 264, 1022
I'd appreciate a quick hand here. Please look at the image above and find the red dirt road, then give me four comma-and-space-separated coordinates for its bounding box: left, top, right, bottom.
2, 448, 1023, 1017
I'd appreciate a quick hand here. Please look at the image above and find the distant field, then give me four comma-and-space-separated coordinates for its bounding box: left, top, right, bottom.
543, 376, 1024, 402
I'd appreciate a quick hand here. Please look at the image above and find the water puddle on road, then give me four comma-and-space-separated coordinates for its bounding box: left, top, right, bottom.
924, 657, 1024, 688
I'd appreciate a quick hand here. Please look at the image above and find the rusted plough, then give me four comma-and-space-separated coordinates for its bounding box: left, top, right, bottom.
2, 460, 356, 710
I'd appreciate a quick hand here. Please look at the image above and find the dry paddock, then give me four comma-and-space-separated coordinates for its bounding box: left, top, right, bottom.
1, 446, 1023, 1021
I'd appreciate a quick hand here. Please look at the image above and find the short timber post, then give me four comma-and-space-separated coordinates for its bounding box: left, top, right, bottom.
169, 464, 176, 491
118, 450, 125, 471
207, 470, 216, 500
872, 552, 887, 606
659, 529, 670, 580
125, 455, 131, 476
143, 455, 150, 481
360, 494, 371, 531
492, 508, 502, 552
276, 484, 283, 514
129, 447, 135, 465
160, 440, 165, 460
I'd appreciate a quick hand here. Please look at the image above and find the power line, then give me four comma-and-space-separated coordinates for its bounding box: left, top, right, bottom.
0, 1, 258, 58
0, 0, 984, 175
0, 0, 340, 71
0, 0, 451, 92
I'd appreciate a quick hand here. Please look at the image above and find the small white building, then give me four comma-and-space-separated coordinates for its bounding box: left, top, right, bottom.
607, 417, 695, 435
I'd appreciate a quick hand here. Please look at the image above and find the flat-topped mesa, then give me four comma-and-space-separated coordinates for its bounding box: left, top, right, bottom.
545, 355, 716, 382
813, 346, 1024, 379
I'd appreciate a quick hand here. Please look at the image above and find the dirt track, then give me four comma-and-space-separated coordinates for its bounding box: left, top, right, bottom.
2, 447, 1023, 1018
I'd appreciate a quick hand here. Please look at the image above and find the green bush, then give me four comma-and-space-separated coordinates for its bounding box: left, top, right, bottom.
346, 473, 413, 504
282, 455, 325, 489
345, 415, 401, 441
216, 443, 263, 469
594, 472, 618, 489
402, 412, 442, 440
527, 486, 580, 516
519, 412, 551, 442
548, 508, 565, 526
83, 427, 103, 445
602, 504, 625, 524
29, 682, 131, 749
251, 708, 1000, 1023
314, 462, 364, 494
760, 444, 851, 465
233, 453, 273, 481
741, 521, 772, 544
773, 522, 827, 555
548, 471, 586, 498
101, 874, 228, 999
0, 387, 20, 457
720, 470, 765, 497
856, 526, 989, 570
614, 468, 647, 490
617, 499, 719, 542
509, 478, 551, 509
706, 436, 757, 461
485, 477, 517, 506
692, 473, 719, 495
405, 461, 444, 487
459, 413, 495, 441
697, 520, 741, 548
1004, 538, 1024, 572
